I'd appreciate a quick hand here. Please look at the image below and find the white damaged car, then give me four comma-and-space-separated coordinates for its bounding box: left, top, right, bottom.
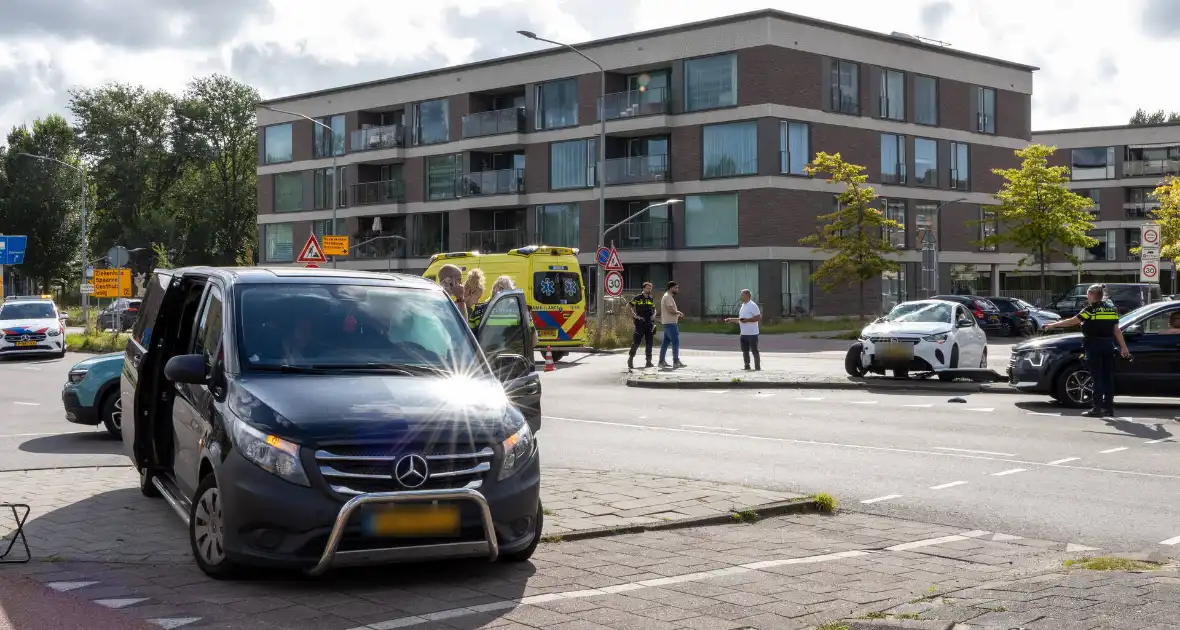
846, 299, 988, 381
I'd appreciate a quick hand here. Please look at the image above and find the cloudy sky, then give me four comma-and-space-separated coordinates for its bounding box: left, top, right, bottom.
1, 0, 1176, 136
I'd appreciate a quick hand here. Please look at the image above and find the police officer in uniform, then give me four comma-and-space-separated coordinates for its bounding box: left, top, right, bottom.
1043, 284, 1131, 417
627, 282, 657, 370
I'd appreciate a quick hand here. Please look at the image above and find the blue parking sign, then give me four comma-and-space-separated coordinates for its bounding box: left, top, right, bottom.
0, 235, 27, 265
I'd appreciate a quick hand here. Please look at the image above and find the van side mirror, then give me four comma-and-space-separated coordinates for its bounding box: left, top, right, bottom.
165, 354, 207, 384
1123, 324, 1144, 336
957, 319, 974, 328
491, 354, 531, 382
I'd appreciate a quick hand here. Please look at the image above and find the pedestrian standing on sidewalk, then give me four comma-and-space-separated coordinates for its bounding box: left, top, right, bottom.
726, 289, 762, 371
1042, 284, 1130, 417
659, 281, 686, 369
626, 282, 656, 370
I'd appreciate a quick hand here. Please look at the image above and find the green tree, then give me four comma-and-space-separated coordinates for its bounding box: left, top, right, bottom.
977, 144, 1096, 305
0, 115, 84, 290
800, 152, 902, 317
1129, 109, 1180, 125
1130, 177, 1180, 288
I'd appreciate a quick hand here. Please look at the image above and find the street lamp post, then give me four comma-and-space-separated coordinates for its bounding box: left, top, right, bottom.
517, 30, 607, 344
352, 235, 406, 273
929, 197, 969, 295
260, 105, 340, 268
602, 199, 682, 241
16, 152, 88, 326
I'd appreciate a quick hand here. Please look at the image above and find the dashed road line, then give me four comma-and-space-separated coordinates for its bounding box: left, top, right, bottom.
47, 581, 98, 592
1146, 438, 1175, 444
95, 598, 149, 609
1025, 411, 1062, 417
992, 468, 1027, 476
681, 425, 739, 432
149, 618, 203, 629
1099, 447, 1129, 454
934, 447, 1016, 457
1159, 535, 1180, 546
902, 403, 934, 408
860, 494, 903, 504
1047, 457, 1081, 465
930, 481, 968, 490
702, 390, 728, 394
965, 407, 994, 412
12, 401, 39, 406
796, 397, 826, 401
849, 400, 878, 405
885, 530, 989, 552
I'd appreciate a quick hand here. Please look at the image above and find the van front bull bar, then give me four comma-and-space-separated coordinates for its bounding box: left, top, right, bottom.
306, 487, 498, 577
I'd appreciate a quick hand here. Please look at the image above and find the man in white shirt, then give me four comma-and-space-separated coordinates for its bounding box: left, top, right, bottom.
725, 289, 761, 371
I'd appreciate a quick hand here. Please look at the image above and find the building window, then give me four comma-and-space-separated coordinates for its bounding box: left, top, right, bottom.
623, 264, 672, 293
979, 208, 998, 251
684, 193, 739, 247
1126, 186, 1158, 219
263, 223, 293, 262
975, 87, 996, 134
412, 212, 450, 257
1071, 147, 1115, 180
782, 262, 811, 316
914, 138, 937, 187
312, 166, 346, 209
914, 75, 938, 125
882, 268, 906, 311
313, 114, 345, 158
264, 123, 293, 164
536, 204, 580, 249
915, 202, 936, 245
879, 69, 904, 121
273, 172, 303, 213
702, 121, 757, 178
684, 54, 737, 112
1082, 188, 1101, 218
1080, 229, 1117, 261
425, 154, 461, 200
829, 59, 859, 115
1125, 230, 1141, 261
536, 78, 578, 130
883, 199, 906, 248
312, 219, 344, 241
950, 142, 970, 190
412, 98, 449, 145
780, 121, 810, 175
550, 139, 597, 190
703, 262, 758, 316
880, 133, 906, 184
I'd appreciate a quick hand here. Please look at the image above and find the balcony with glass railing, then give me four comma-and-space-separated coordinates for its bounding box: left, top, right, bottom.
600, 87, 670, 121
614, 220, 672, 250
1124, 202, 1159, 219
603, 155, 669, 186
464, 229, 528, 253
350, 125, 404, 152
1123, 158, 1180, 177
460, 169, 524, 196
350, 179, 405, 206
462, 107, 526, 139
352, 235, 406, 260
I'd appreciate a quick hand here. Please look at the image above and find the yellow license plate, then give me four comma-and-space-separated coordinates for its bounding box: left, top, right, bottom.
363, 504, 460, 537
14, 341, 37, 347
879, 344, 912, 360
537, 330, 558, 337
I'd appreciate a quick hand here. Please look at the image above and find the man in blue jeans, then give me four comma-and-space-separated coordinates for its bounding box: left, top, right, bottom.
659, 281, 686, 369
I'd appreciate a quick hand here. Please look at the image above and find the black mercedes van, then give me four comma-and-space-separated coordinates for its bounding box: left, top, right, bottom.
120, 267, 542, 577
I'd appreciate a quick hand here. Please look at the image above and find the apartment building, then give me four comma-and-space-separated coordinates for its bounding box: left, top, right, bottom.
255, 8, 1036, 317
1026, 123, 1180, 297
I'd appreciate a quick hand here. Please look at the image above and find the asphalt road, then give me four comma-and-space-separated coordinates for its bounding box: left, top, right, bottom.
5, 345, 1180, 556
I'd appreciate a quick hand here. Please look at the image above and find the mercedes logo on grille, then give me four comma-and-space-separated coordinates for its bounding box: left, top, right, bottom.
393, 454, 429, 489
19, 335, 30, 342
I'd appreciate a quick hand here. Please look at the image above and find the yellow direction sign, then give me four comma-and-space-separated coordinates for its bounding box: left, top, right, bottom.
93, 268, 132, 298
321, 235, 349, 256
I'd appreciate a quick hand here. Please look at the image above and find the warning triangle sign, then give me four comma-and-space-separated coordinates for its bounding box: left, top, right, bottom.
605, 246, 623, 271
297, 234, 327, 263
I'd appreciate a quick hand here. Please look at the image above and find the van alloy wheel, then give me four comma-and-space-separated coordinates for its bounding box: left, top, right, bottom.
1064, 369, 1093, 406
193, 486, 226, 566
111, 397, 122, 430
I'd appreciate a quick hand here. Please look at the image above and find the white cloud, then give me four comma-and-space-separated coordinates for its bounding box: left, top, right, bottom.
0, 0, 1176, 136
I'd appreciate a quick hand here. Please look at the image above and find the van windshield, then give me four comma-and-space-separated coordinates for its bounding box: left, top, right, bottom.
884, 302, 952, 323
0, 302, 56, 320
235, 284, 479, 372
533, 271, 582, 305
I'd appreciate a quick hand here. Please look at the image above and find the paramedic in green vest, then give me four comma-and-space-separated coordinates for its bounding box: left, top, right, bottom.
1043, 284, 1131, 417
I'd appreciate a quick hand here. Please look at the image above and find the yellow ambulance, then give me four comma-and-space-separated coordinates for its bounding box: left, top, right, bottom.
424, 246, 587, 359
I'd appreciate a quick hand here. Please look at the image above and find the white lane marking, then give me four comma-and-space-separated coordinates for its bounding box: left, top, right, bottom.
934, 447, 1017, 457
681, 425, 739, 432
966, 407, 994, 412
12, 401, 39, 406
991, 533, 1023, 541
149, 619, 203, 629
1146, 438, 1175, 444
703, 390, 728, 394
796, 397, 826, 401
1066, 543, 1100, 552
991, 468, 1027, 476
886, 530, 990, 552
48, 581, 98, 592
902, 404, 934, 408
1026, 411, 1061, 417
95, 598, 149, 609
20, 366, 41, 371
754, 393, 775, 398
860, 494, 903, 504
1159, 536, 1180, 546
849, 400, 878, 405
930, 481, 968, 490
1099, 447, 1129, 454
1047, 457, 1081, 465
544, 417, 1180, 481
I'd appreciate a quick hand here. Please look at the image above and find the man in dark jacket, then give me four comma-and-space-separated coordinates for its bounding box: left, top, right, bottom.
627, 282, 656, 370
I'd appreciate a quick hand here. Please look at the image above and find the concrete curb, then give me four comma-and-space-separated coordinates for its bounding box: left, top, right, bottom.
849, 621, 956, 630
624, 377, 1021, 395
544, 497, 820, 543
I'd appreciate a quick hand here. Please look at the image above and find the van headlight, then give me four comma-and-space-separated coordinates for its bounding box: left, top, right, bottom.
921, 333, 949, 344
498, 420, 536, 481
1023, 350, 1048, 368
47, 327, 62, 337
230, 418, 309, 486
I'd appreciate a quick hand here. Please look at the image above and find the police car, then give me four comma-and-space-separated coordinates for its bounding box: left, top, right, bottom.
0, 295, 68, 358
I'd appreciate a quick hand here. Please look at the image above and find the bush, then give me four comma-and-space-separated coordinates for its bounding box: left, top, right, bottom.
814, 492, 839, 513
66, 330, 130, 354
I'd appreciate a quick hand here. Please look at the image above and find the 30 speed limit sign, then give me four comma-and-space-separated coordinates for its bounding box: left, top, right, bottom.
604, 270, 624, 297
1142, 262, 1158, 281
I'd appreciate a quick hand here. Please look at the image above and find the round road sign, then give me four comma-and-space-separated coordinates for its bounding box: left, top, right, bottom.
1143, 263, 1158, 279
604, 270, 624, 297
596, 246, 611, 266
1143, 226, 1160, 244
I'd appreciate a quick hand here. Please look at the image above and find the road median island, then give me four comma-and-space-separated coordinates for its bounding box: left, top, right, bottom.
624, 367, 1020, 394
